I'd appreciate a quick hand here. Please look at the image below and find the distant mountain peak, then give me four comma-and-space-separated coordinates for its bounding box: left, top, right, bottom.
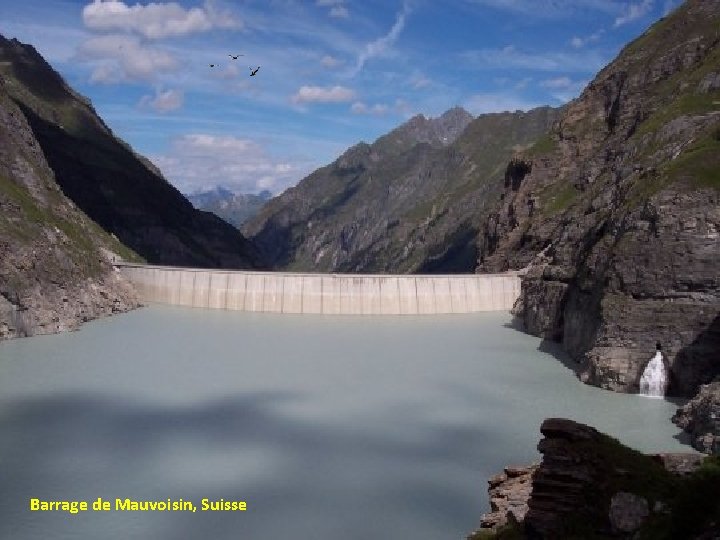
188, 187, 273, 228
373, 106, 474, 156
440, 105, 472, 120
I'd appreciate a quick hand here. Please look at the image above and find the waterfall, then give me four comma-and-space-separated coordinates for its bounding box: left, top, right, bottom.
639, 351, 667, 398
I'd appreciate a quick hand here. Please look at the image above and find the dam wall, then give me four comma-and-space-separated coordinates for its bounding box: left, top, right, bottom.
117, 264, 522, 315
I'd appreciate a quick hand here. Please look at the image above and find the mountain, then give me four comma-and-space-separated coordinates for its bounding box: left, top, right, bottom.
0, 35, 263, 269
188, 187, 272, 228
0, 71, 139, 339
476, 0, 720, 398
243, 106, 558, 272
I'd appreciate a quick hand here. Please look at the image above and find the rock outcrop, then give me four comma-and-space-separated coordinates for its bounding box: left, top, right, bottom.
674, 380, 720, 455
478, 464, 538, 531
608, 492, 650, 534
478, 0, 720, 397
471, 418, 719, 540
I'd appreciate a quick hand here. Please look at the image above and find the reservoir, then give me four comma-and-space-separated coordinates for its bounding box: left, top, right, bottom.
0, 306, 691, 539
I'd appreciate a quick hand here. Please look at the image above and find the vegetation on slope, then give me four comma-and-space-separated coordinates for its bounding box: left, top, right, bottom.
0, 34, 263, 270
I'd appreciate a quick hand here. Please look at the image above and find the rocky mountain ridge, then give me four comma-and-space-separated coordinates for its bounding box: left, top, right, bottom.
372, 106, 474, 154
477, 0, 720, 398
244, 106, 558, 273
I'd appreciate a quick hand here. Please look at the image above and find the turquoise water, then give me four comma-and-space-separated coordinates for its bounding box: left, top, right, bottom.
0, 306, 691, 539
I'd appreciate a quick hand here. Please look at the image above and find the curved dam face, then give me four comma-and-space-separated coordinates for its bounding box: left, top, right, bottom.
116, 264, 521, 315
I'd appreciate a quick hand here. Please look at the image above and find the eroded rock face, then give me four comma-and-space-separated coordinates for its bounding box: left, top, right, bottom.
476, 464, 538, 532
650, 452, 707, 475
472, 418, 709, 539
477, 0, 720, 397
673, 380, 720, 455
609, 492, 649, 533
524, 419, 604, 537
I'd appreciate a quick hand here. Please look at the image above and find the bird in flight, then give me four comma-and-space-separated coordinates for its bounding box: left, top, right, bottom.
209, 64, 216, 67
250, 66, 261, 76
229, 54, 244, 60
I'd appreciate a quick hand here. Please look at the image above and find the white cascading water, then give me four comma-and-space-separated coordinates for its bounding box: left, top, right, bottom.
639, 351, 667, 398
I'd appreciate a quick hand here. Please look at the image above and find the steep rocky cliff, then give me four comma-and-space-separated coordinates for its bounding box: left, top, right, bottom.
470, 418, 719, 540
0, 35, 263, 269
244, 106, 558, 273
478, 0, 720, 397
0, 75, 138, 339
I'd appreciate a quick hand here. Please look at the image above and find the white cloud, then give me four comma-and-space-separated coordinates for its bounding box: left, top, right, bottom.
151, 134, 310, 194
570, 29, 604, 48
394, 99, 412, 118
316, 0, 350, 19
465, 0, 620, 18
540, 77, 588, 103
214, 62, 241, 80
614, 0, 654, 27
330, 6, 349, 18
351, 3, 410, 76
89, 63, 121, 84
77, 34, 179, 82
291, 85, 355, 104
514, 77, 532, 90
461, 45, 606, 73
82, 0, 242, 39
410, 72, 431, 89
540, 76, 572, 89
350, 101, 390, 116
321, 55, 342, 68
138, 87, 184, 112
464, 93, 543, 115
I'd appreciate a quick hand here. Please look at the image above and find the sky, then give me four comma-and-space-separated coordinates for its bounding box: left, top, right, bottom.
0, 0, 680, 196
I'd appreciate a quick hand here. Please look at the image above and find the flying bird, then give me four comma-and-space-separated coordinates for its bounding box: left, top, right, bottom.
229, 54, 244, 60
250, 66, 260, 76
209, 64, 216, 67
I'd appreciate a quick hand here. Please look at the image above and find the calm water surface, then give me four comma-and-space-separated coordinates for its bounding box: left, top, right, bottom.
0, 306, 690, 539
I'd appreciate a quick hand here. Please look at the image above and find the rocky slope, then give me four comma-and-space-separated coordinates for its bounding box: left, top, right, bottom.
470, 418, 718, 539
0, 74, 139, 339
674, 380, 720, 455
188, 187, 271, 228
478, 0, 720, 397
244, 106, 558, 273
0, 35, 263, 269
477, 464, 538, 531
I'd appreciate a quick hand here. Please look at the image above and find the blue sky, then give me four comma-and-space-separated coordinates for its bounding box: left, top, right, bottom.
0, 0, 679, 195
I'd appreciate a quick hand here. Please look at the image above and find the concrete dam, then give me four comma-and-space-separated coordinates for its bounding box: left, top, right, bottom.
117, 264, 522, 315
